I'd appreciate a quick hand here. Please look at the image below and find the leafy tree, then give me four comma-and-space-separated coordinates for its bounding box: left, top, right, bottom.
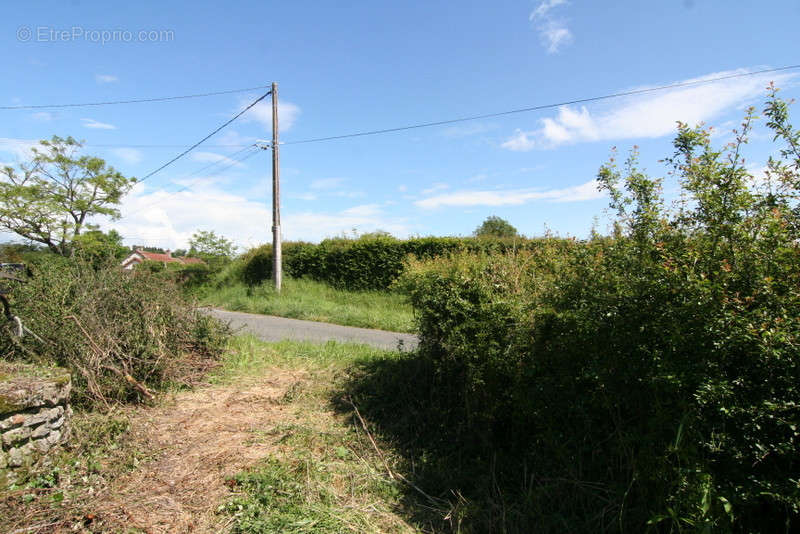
0, 136, 135, 256
73, 229, 128, 264
474, 215, 518, 238
188, 230, 237, 260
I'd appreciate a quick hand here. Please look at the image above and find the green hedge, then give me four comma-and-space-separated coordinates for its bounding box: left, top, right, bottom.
384, 93, 800, 531
240, 236, 557, 290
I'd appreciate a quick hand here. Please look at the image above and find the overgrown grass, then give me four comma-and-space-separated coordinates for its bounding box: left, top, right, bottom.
199, 277, 415, 333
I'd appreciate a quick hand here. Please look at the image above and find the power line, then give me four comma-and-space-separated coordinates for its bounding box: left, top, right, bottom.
137, 146, 262, 210
85, 143, 254, 148
139, 91, 270, 182
0, 84, 271, 110
171, 145, 257, 182
282, 64, 800, 146
75, 64, 800, 151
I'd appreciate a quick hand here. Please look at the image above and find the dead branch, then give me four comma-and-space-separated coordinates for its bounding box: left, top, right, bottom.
64, 314, 155, 401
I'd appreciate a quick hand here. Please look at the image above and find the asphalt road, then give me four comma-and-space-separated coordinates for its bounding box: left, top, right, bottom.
207, 308, 419, 351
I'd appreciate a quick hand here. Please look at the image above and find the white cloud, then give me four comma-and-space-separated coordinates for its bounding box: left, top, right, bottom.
191, 151, 247, 168
415, 180, 604, 209
539, 20, 572, 54
0, 138, 39, 160
501, 68, 797, 151
240, 97, 301, 132
81, 118, 117, 130
530, 0, 568, 20
501, 129, 537, 151
104, 183, 264, 250
95, 74, 118, 84
111, 148, 143, 165
530, 0, 572, 54
106, 182, 407, 248
397, 184, 408, 192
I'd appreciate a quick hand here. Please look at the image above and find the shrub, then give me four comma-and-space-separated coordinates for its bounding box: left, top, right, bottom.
1, 256, 230, 407
392, 90, 800, 531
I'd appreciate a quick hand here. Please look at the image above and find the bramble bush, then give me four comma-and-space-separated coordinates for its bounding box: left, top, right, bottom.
1, 255, 230, 407
378, 88, 800, 532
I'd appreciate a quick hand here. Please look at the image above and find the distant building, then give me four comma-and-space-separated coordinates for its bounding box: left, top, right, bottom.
121, 248, 205, 270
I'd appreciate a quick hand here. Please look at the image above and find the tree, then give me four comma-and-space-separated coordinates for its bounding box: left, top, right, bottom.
474, 216, 518, 238
188, 230, 237, 259
73, 229, 128, 264
0, 136, 135, 256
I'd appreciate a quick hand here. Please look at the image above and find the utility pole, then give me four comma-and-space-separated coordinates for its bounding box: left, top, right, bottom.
271, 82, 282, 292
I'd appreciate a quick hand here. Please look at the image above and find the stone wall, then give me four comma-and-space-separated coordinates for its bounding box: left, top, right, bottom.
0, 363, 71, 487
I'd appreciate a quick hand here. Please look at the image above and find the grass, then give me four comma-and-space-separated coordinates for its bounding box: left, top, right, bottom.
199, 277, 416, 333
3, 336, 432, 533
213, 335, 405, 381
214, 336, 422, 533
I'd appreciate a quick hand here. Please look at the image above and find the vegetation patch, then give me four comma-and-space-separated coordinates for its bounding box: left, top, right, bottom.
1, 255, 230, 408
200, 277, 415, 333
238, 234, 569, 291
0, 408, 144, 532
218, 338, 418, 534
347, 90, 800, 532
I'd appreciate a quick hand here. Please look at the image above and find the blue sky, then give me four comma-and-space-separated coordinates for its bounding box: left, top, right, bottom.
2, 0, 799, 249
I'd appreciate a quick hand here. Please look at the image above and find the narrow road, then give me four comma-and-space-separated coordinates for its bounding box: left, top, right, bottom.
207, 308, 419, 351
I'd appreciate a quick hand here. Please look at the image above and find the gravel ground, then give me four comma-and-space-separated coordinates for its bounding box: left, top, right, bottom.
206, 308, 419, 351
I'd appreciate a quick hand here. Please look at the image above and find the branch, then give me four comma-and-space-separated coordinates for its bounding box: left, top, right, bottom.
64, 315, 155, 401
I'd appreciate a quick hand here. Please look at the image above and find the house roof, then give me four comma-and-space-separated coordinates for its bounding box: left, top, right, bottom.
120, 249, 206, 268
138, 250, 180, 263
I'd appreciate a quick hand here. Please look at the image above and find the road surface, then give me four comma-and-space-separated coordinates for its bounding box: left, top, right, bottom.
207, 308, 419, 351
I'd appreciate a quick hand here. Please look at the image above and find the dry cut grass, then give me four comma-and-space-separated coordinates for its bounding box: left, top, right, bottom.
2, 337, 420, 534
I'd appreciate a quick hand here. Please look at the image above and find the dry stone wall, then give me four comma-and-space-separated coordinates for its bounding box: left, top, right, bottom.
0, 363, 71, 487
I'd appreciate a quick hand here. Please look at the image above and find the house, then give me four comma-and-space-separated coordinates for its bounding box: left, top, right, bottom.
121, 248, 205, 270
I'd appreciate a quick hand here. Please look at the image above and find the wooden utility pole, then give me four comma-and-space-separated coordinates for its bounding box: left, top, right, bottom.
271, 82, 282, 292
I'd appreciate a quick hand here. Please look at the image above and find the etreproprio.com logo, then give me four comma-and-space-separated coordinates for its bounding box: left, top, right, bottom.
17, 26, 174, 44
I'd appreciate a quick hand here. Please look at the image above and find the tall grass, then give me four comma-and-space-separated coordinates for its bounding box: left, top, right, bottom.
199, 277, 415, 333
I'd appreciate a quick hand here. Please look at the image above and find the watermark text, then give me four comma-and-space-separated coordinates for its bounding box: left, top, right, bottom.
17, 26, 174, 44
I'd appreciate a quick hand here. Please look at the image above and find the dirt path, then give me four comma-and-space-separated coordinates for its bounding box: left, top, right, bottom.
93, 370, 307, 533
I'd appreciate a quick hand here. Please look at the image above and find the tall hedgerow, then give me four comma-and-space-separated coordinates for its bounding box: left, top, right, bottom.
385, 87, 800, 532
238, 235, 559, 291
